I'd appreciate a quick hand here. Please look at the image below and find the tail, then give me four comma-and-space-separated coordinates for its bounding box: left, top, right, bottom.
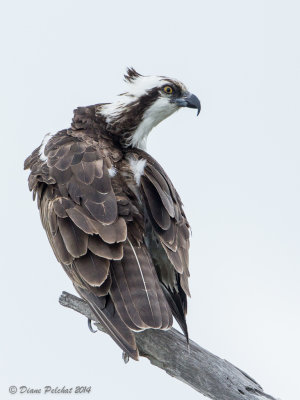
161, 283, 189, 343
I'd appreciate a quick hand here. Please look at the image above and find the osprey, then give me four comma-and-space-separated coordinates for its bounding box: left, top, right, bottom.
24, 68, 201, 360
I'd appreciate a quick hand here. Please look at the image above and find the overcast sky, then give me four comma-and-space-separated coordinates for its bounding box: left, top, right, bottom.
1, 1, 299, 399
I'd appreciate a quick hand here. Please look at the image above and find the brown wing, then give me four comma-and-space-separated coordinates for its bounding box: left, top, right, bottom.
24, 130, 172, 360
127, 150, 191, 338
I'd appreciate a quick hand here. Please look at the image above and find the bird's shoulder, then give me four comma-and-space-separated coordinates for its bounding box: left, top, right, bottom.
25, 122, 123, 184
125, 148, 189, 222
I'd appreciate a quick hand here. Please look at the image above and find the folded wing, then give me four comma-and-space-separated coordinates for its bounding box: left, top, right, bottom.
25, 130, 172, 360
127, 150, 191, 339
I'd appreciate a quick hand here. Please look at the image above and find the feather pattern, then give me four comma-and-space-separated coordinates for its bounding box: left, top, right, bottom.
24, 79, 192, 359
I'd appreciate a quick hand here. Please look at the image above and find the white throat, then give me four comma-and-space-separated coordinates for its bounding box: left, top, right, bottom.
130, 97, 178, 150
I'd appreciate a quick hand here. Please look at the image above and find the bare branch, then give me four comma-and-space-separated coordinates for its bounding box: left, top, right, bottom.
59, 291, 278, 400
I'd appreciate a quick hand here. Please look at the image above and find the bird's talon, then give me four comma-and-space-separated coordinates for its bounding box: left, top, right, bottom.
122, 351, 130, 364
88, 318, 97, 333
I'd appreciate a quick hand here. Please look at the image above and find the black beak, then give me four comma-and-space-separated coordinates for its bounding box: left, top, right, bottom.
174, 92, 201, 116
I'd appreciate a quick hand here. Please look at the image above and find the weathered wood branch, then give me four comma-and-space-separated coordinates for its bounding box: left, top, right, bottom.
59, 291, 277, 400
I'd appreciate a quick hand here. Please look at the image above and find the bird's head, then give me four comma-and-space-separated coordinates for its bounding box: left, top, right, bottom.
98, 68, 201, 150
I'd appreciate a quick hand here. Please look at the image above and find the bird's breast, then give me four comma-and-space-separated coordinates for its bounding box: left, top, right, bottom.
115, 154, 147, 200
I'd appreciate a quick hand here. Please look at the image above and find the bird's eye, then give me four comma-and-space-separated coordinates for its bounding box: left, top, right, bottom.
163, 86, 173, 94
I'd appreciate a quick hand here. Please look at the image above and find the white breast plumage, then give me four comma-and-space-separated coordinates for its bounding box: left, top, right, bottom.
129, 158, 147, 186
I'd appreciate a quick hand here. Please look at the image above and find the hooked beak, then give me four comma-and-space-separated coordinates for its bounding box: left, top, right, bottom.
174, 92, 201, 116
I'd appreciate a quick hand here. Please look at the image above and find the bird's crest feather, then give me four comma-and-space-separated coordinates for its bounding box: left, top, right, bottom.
124, 67, 142, 83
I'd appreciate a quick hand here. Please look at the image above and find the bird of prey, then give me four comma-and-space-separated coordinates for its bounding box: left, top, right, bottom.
24, 68, 201, 360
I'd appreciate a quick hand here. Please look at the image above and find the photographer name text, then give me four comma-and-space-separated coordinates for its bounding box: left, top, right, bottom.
9, 386, 91, 395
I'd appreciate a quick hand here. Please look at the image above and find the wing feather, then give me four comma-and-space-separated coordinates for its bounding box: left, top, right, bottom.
25, 130, 182, 359
74, 251, 110, 287
110, 264, 146, 331
88, 235, 123, 260
127, 149, 191, 339
57, 217, 88, 258
141, 177, 171, 230
110, 240, 171, 330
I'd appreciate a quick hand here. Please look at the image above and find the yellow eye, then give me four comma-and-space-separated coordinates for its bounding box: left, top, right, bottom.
163, 86, 173, 94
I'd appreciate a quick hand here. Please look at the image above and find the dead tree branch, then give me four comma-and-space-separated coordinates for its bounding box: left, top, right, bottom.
59, 291, 277, 400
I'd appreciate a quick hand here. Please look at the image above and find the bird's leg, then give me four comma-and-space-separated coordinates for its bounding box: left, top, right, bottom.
88, 318, 97, 333
122, 351, 130, 364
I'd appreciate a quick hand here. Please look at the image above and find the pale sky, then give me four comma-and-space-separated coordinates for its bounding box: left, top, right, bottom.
1, 1, 299, 399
